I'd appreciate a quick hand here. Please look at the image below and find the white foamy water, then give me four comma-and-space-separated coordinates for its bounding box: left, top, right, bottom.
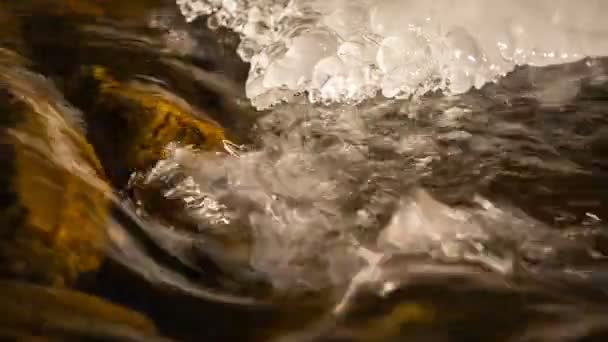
132, 96, 604, 295
177, 0, 608, 109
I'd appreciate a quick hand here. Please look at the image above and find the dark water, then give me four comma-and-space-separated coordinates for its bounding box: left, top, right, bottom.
1, 1, 608, 341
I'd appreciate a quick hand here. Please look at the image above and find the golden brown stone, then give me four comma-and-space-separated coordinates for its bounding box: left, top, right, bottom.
0, 279, 161, 341
83, 65, 227, 180
0, 54, 110, 286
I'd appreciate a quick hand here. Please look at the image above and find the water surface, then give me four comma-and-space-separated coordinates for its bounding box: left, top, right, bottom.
1, 1, 608, 341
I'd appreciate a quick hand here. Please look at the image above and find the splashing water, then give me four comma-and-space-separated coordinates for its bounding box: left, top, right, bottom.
133, 73, 608, 297
177, 0, 608, 109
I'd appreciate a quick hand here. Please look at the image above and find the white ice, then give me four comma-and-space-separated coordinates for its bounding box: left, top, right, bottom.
177, 0, 608, 109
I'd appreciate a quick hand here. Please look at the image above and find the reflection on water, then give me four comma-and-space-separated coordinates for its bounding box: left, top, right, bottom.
1, 1, 608, 341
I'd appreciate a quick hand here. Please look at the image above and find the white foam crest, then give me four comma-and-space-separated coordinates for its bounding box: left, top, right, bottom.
177, 0, 608, 109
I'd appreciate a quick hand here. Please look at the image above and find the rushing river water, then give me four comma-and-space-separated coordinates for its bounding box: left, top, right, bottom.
1, 1, 608, 341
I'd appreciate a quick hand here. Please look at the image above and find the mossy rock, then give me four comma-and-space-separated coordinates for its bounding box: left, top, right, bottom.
0, 54, 109, 286
72, 65, 229, 185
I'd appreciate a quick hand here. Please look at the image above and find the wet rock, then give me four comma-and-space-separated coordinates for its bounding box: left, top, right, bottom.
0, 53, 110, 286
71, 65, 228, 186
0, 279, 164, 341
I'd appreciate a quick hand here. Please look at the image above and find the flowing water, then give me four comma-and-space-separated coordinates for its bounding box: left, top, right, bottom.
1, 1, 608, 341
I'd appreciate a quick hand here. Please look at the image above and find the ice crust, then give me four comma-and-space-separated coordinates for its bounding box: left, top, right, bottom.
177, 0, 608, 109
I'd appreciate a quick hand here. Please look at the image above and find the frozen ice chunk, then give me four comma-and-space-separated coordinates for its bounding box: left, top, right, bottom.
178, 0, 608, 109
369, 0, 430, 36
323, 4, 369, 40
377, 34, 429, 73
442, 26, 489, 92
377, 33, 435, 97
263, 31, 337, 91
338, 40, 377, 66
312, 57, 347, 98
